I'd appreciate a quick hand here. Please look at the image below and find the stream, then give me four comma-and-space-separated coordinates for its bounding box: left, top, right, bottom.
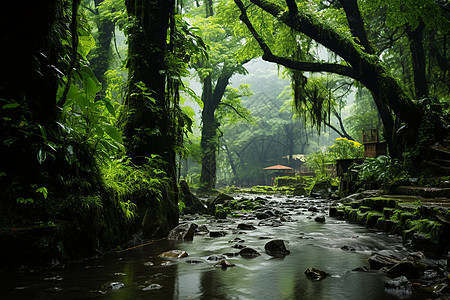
0, 194, 441, 299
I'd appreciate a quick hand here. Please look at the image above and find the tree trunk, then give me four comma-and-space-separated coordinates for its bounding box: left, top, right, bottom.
89, 0, 115, 96
123, 0, 178, 236
406, 22, 429, 99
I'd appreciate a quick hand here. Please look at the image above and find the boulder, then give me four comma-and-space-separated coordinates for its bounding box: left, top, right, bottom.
256, 211, 273, 220
310, 180, 332, 199
196, 224, 209, 234
209, 231, 227, 238
179, 180, 207, 214
314, 216, 326, 223
387, 260, 426, 279
207, 254, 227, 261
384, 276, 413, 294
158, 250, 188, 259
264, 240, 290, 257
237, 223, 256, 230
368, 253, 401, 270
167, 223, 198, 241
239, 247, 261, 258
214, 259, 235, 268
304, 268, 328, 281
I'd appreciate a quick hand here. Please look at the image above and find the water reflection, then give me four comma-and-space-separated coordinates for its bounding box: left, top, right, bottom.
0, 195, 437, 299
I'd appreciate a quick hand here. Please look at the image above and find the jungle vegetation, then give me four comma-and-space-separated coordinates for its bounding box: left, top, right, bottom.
0, 0, 448, 256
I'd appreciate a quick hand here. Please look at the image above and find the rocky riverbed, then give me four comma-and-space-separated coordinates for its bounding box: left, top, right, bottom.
1, 194, 449, 299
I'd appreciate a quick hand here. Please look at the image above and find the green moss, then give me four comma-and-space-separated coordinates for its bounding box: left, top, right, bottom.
360, 197, 398, 211
359, 206, 371, 213
406, 219, 443, 241
366, 212, 383, 227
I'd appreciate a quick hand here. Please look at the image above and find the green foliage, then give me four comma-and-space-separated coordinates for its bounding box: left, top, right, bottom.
306, 137, 363, 179
274, 176, 300, 187
353, 155, 409, 184
101, 155, 169, 206
329, 138, 363, 160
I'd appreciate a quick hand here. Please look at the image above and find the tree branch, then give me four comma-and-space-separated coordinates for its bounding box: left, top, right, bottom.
332, 110, 354, 140
285, 0, 298, 15
338, 0, 375, 54
218, 102, 251, 122
234, 0, 358, 79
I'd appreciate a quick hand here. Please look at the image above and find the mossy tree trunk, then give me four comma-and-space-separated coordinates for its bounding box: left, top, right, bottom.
199, 68, 235, 192
123, 0, 178, 236
88, 0, 115, 97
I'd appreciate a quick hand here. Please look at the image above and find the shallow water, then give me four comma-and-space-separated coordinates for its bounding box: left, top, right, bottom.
0, 195, 439, 299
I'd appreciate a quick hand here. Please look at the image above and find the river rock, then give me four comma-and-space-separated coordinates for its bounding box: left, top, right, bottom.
180, 180, 207, 214
304, 268, 328, 281
258, 219, 282, 227
256, 212, 272, 220
108, 282, 125, 290
214, 259, 235, 268
237, 223, 256, 230
158, 250, 188, 259
232, 244, 246, 249
196, 224, 210, 235
207, 254, 227, 261
229, 237, 245, 243
368, 253, 401, 270
308, 206, 319, 212
387, 260, 426, 279
264, 240, 290, 257
239, 247, 261, 258
341, 245, 356, 251
143, 283, 162, 290
167, 223, 198, 241
419, 269, 440, 284
314, 216, 326, 223
384, 276, 413, 294
210, 231, 227, 237
310, 180, 332, 199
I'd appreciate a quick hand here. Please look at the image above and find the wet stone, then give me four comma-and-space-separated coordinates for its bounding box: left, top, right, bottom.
314, 216, 326, 223
341, 245, 356, 251
108, 282, 125, 290
186, 260, 205, 264
304, 268, 328, 281
167, 223, 198, 241
368, 253, 400, 270
143, 283, 162, 291
232, 244, 246, 249
228, 237, 245, 243
159, 250, 188, 259
214, 259, 235, 268
210, 231, 227, 238
264, 240, 290, 258
237, 223, 256, 230
239, 247, 261, 258
384, 276, 412, 294
207, 254, 227, 261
